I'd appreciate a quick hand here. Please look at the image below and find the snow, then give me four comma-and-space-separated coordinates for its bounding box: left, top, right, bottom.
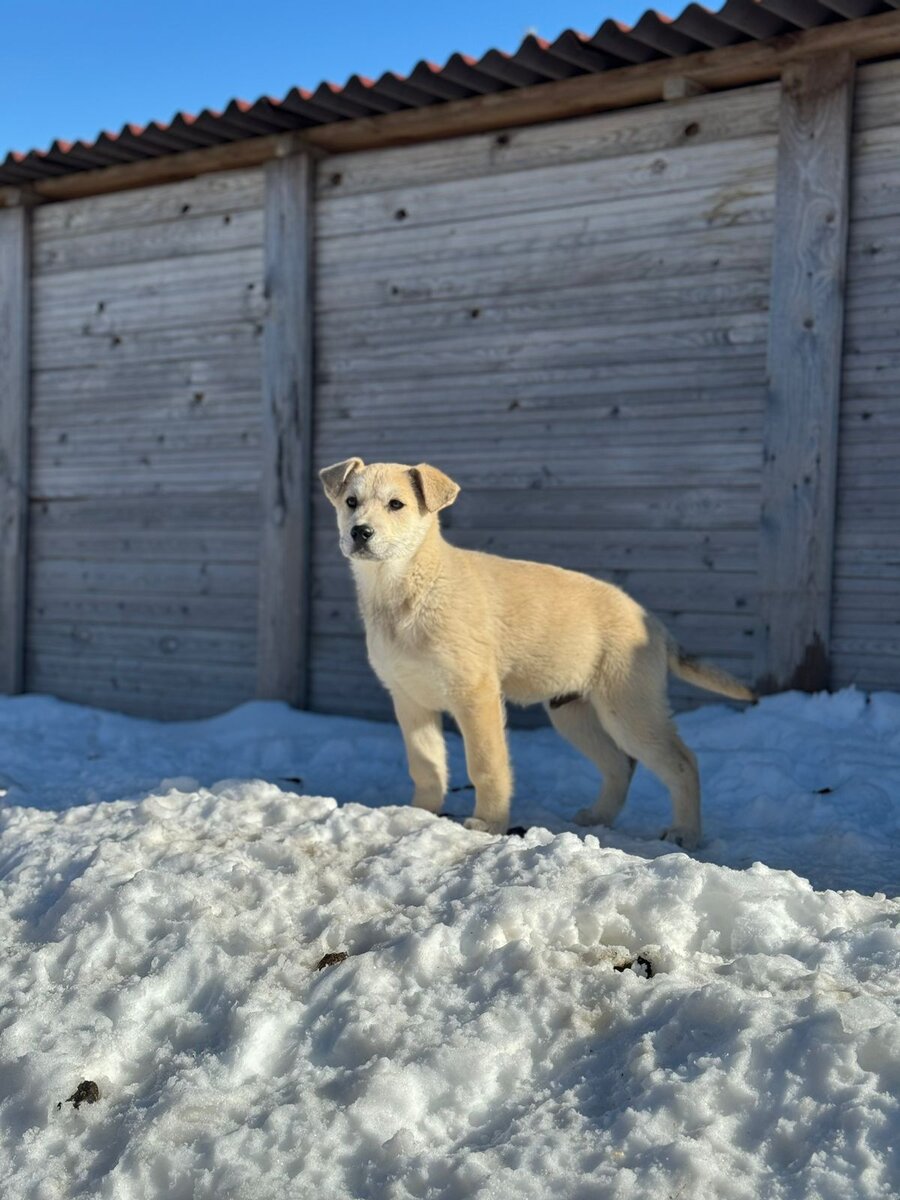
1, 689, 898, 1198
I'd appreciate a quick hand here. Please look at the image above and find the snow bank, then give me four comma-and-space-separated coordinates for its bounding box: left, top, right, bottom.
1, 785, 898, 1199
2, 687, 899, 894
0, 690, 898, 1197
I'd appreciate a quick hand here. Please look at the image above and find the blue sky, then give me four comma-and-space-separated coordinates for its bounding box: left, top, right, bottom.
1, 0, 660, 158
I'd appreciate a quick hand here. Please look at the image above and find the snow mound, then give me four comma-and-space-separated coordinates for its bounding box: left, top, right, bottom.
1, 687, 899, 895
1, 785, 898, 1199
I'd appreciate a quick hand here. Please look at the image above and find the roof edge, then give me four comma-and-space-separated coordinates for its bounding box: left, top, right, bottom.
3, 8, 899, 208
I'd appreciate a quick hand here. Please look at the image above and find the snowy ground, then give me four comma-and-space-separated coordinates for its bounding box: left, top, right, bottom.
1, 689, 898, 1198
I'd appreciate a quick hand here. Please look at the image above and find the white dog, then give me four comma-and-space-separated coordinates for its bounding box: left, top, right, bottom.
321, 458, 754, 846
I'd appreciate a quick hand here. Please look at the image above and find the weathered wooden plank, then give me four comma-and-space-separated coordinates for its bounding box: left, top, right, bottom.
28, 622, 256, 666
29, 491, 259, 532
317, 184, 775, 272
31, 424, 262, 486
316, 365, 769, 414
34, 207, 264, 275
318, 225, 774, 313
33, 394, 262, 429
313, 484, 761, 532
834, 598, 900, 624
318, 301, 770, 358
831, 637, 900, 662
32, 247, 265, 335
257, 152, 314, 707
33, 558, 258, 597
0, 204, 30, 694
318, 83, 779, 199
316, 418, 764, 455
835, 519, 900, 541
31, 526, 260, 563
831, 575, 900, 594
755, 52, 855, 694
312, 525, 757, 575
31, 456, 263, 499
319, 394, 765, 433
29, 473, 261, 501
32, 322, 263, 372
25, 653, 255, 719
32, 168, 265, 237
31, 358, 261, 408
317, 134, 776, 241
316, 322, 768, 383
830, 663, 900, 691
313, 436, 764, 468
317, 272, 771, 338
29, 590, 257, 632
852, 62, 900, 135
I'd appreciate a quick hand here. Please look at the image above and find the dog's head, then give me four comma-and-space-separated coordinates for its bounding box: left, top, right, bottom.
319, 458, 459, 563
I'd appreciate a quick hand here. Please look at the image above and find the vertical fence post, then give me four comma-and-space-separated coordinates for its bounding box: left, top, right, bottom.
755, 51, 855, 694
0, 199, 31, 695
257, 151, 315, 706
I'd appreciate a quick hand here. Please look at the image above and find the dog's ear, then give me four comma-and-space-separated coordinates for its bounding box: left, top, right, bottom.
319, 457, 364, 505
409, 463, 460, 513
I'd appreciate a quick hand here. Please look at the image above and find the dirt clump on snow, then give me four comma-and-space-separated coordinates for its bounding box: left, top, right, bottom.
316, 951, 349, 971
57, 1080, 100, 1111
613, 955, 654, 978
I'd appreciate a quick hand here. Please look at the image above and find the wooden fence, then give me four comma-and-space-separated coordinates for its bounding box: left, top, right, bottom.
1, 51, 898, 721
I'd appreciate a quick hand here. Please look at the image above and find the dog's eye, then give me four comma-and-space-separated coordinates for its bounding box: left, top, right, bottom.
388, 499, 404, 511
346, 496, 358, 509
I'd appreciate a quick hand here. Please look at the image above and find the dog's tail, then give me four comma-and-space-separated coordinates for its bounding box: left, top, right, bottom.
666, 639, 756, 703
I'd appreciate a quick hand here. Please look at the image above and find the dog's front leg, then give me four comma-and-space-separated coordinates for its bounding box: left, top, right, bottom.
454, 686, 512, 835
392, 689, 448, 815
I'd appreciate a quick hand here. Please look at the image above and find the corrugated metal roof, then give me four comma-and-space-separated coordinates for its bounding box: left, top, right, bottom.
0, 0, 892, 185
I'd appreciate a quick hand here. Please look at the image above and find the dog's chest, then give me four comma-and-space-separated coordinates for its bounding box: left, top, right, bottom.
365, 617, 448, 709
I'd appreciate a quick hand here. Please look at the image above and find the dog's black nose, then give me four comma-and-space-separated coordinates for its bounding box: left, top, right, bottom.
351, 524, 374, 543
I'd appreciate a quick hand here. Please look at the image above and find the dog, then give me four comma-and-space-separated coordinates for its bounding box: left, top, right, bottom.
320, 458, 755, 847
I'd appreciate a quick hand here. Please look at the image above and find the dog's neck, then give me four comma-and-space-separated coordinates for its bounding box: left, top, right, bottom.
351, 521, 444, 634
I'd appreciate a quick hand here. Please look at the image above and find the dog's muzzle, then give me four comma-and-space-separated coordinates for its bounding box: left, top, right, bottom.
350, 524, 375, 550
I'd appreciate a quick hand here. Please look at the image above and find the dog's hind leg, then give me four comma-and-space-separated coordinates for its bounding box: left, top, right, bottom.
590, 683, 701, 849
392, 689, 448, 815
546, 698, 636, 829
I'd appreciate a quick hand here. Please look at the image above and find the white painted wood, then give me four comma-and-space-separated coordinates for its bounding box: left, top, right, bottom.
256, 152, 315, 707
0, 204, 30, 694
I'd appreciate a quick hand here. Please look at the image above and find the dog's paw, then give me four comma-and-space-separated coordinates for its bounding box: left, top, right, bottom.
661, 826, 700, 851
464, 817, 506, 835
